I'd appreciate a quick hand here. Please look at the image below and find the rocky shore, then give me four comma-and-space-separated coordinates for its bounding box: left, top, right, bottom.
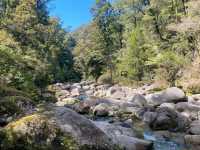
2, 81, 200, 150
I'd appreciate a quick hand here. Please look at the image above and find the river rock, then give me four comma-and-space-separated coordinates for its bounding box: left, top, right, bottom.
93, 121, 152, 150
185, 135, 200, 145
150, 107, 189, 131
145, 87, 186, 106
175, 102, 200, 120
111, 91, 126, 100
93, 103, 110, 117
70, 87, 81, 97
191, 94, 200, 101
73, 101, 91, 114
159, 103, 176, 109
56, 97, 80, 106
142, 111, 157, 124
130, 94, 147, 107
188, 120, 200, 135
55, 90, 70, 100
106, 86, 126, 100
48, 106, 115, 149
175, 102, 200, 112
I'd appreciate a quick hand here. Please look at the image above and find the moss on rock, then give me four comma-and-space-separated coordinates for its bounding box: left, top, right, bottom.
0, 114, 78, 150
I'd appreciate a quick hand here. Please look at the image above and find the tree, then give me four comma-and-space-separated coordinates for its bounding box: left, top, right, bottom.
0, 0, 77, 95
117, 26, 155, 81
91, 0, 123, 83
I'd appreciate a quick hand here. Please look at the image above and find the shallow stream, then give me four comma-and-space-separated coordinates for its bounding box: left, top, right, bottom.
144, 131, 188, 150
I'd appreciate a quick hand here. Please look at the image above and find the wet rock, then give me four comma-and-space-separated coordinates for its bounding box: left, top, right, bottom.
153, 131, 186, 145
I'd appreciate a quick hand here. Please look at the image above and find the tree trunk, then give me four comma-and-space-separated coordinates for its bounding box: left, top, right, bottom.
181, 0, 187, 15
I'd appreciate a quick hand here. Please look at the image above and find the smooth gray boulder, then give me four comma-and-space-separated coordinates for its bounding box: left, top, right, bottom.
145, 87, 186, 106
46, 106, 115, 149
130, 94, 147, 107
93, 121, 152, 150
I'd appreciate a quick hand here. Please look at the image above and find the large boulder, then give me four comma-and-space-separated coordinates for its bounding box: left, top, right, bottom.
93, 121, 152, 150
48, 106, 115, 149
175, 102, 200, 120
147, 107, 189, 131
1, 106, 116, 150
0, 114, 78, 150
130, 94, 147, 107
145, 87, 186, 106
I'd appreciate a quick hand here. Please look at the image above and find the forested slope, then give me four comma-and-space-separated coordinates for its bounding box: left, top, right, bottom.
73, 0, 200, 92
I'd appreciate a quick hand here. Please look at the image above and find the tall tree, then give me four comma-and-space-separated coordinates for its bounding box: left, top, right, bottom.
91, 0, 123, 82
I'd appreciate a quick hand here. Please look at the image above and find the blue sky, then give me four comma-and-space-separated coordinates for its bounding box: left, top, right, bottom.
48, 0, 94, 31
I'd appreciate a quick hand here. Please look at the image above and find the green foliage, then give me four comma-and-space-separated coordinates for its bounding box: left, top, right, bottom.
0, 84, 34, 118
117, 26, 155, 81
73, 0, 197, 86
147, 51, 186, 85
0, 0, 78, 97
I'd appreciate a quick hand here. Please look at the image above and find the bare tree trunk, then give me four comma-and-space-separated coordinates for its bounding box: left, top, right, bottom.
181, 0, 187, 15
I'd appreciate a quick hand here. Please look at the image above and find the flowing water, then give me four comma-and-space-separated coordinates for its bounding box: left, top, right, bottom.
144, 131, 188, 150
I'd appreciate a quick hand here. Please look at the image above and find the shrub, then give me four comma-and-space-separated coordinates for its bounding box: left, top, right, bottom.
147, 51, 186, 86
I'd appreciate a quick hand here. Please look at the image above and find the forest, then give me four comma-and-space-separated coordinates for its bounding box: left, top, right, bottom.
1, 0, 200, 150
